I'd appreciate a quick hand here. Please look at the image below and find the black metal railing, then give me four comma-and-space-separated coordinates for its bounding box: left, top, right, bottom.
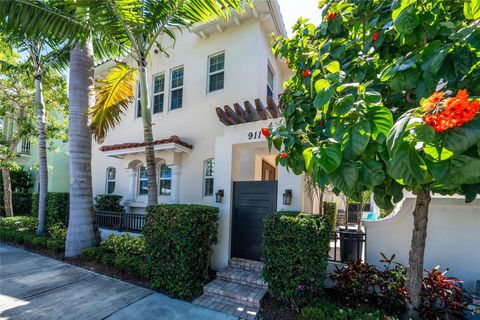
94, 210, 144, 233
329, 230, 366, 263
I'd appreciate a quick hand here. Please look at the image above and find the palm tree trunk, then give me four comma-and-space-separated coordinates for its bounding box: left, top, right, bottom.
138, 64, 158, 206
34, 60, 48, 235
405, 190, 431, 319
2, 168, 14, 217
65, 41, 99, 257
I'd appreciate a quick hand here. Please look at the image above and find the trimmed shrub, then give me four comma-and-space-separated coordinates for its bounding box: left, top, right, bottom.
262, 205, 336, 307
46, 222, 67, 252
143, 204, 219, 299
80, 234, 149, 278
0, 192, 33, 216
0, 216, 37, 231
301, 299, 398, 320
323, 201, 337, 230
32, 192, 69, 226
94, 194, 124, 212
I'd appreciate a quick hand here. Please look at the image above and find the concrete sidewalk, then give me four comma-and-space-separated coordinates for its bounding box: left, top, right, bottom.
0, 243, 237, 320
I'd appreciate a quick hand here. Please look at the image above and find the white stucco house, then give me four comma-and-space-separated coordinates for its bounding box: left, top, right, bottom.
92, 0, 310, 270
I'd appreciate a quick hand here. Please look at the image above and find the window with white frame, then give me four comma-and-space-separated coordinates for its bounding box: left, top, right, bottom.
152, 73, 165, 114
170, 67, 184, 110
105, 167, 116, 194
135, 82, 142, 118
138, 166, 148, 195
203, 159, 215, 196
208, 52, 225, 92
267, 64, 274, 98
20, 137, 31, 155
159, 164, 172, 195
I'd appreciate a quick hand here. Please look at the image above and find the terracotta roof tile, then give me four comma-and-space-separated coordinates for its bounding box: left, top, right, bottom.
99, 135, 193, 152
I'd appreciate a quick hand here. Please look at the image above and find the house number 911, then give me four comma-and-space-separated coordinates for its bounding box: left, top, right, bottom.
248, 131, 262, 140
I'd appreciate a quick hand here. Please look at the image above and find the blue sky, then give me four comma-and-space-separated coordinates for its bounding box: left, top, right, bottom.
277, 0, 322, 36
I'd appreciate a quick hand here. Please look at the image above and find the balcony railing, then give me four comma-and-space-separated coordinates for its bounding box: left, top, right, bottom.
94, 210, 144, 233
329, 230, 366, 263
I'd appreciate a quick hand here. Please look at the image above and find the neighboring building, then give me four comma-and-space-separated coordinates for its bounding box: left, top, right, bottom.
91, 1, 314, 269
17, 136, 69, 193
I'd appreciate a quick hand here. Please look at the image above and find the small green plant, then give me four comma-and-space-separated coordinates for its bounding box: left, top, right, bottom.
0, 216, 37, 231
262, 204, 336, 309
46, 222, 67, 251
94, 194, 124, 212
301, 299, 398, 320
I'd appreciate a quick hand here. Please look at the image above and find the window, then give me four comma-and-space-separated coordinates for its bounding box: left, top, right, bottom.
20, 137, 31, 155
159, 164, 172, 196
105, 167, 116, 194
138, 166, 148, 195
136, 82, 142, 118
203, 159, 215, 196
208, 52, 225, 92
267, 64, 274, 98
170, 67, 184, 110
152, 73, 165, 114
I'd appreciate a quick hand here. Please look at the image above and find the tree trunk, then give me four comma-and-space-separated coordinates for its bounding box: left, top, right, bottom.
2, 168, 14, 217
138, 64, 158, 206
34, 60, 48, 235
405, 190, 431, 319
65, 42, 99, 257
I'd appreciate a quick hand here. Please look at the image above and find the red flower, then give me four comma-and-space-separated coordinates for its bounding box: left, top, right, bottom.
422, 90, 480, 132
302, 69, 311, 77
325, 12, 337, 21
372, 31, 379, 44
284, 59, 289, 67
279, 152, 288, 159
261, 127, 270, 138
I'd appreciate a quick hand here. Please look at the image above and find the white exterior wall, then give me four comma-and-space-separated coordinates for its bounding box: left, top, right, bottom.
365, 195, 480, 292
92, 18, 286, 205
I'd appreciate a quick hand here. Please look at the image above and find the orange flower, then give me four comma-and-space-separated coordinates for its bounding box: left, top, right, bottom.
261, 127, 270, 138
422, 90, 480, 132
279, 152, 288, 159
372, 31, 379, 44
325, 12, 337, 21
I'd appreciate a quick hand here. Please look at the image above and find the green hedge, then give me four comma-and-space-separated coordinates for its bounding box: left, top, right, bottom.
262, 202, 337, 306
32, 192, 69, 226
0, 192, 33, 216
81, 234, 149, 279
143, 204, 219, 299
94, 194, 124, 212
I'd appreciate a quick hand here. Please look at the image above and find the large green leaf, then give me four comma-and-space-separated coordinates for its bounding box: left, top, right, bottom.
303, 147, 314, 173
393, 5, 419, 35
389, 142, 428, 186
367, 106, 393, 140
359, 160, 385, 186
332, 94, 355, 116
412, 125, 435, 143
464, 0, 480, 19
386, 111, 412, 157
440, 155, 480, 185
341, 121, 371, 159
444, 117, 480, 154
316, 144, 342, 173
313, 80, 335, 111
330, 160, 359, 192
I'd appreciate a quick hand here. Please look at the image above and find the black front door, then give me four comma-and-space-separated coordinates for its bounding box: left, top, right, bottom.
232, 181, 278, 261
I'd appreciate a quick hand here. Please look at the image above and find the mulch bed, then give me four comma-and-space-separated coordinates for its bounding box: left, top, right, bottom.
258, 293, 300, 320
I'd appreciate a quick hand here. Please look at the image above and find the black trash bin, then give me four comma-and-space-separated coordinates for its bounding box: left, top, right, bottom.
340, 231, 365, 262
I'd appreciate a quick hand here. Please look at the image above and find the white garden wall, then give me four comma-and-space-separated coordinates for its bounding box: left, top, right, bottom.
365, 195, 480, 292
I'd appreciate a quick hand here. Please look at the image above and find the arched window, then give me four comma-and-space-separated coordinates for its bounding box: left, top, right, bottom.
159, 164, 172, 196
138, 166, 148, 195
105, 167, 116, 194
203, 159, 215, 196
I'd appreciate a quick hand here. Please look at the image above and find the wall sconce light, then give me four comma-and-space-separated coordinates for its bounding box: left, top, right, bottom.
283, 189, 292, 206
215, 189, 224, 203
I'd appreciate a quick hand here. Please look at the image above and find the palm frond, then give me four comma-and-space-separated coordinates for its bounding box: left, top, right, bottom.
89, 63, 138, 143
0, 0, 90, 46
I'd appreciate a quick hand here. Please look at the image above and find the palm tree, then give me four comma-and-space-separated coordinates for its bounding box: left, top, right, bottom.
84, 0, 248, 206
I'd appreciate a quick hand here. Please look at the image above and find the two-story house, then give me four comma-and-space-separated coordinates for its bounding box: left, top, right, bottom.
91, 1, 318, 270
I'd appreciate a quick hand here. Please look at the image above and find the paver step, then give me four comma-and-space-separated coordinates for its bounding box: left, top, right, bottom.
217, 266, 267, 289
229, 258, 264, 273
203, 279, 266, 308
193, 294, 259, 320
